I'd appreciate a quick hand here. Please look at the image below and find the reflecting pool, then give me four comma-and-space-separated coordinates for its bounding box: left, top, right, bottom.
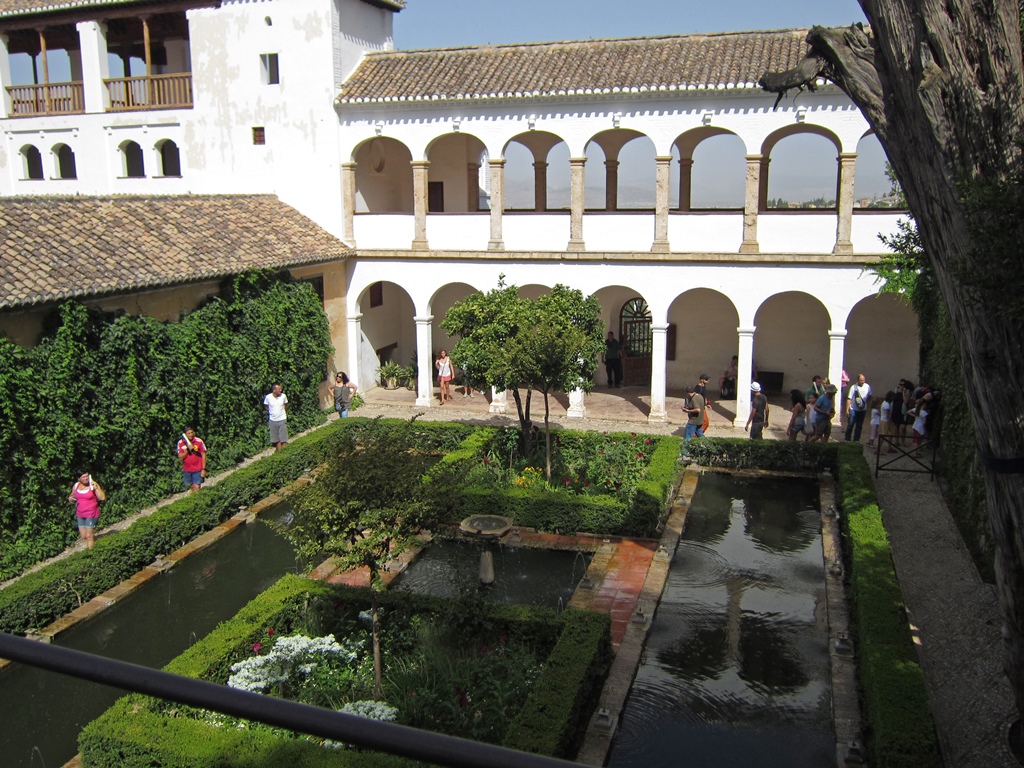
390, 538, 592, 610
0, 505, 299, 768
608, 472, 833, 768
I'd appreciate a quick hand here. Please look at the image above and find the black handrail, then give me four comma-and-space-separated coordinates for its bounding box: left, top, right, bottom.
0, 633, 578, 768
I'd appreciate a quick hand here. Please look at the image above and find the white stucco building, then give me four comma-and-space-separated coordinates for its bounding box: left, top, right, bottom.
0, 0, 918, 423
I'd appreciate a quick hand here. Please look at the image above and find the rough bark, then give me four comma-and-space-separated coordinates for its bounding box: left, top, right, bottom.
762, 1, 1024, 725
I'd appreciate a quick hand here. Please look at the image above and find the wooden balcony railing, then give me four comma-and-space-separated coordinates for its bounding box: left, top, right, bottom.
104, 73, 193, 112
6, 82, 85, 116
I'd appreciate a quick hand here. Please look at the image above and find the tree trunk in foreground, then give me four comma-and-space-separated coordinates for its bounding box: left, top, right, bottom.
761, 2, 1024, 723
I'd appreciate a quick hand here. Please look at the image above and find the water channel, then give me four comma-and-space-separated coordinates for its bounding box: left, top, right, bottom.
0, 506, 300, 768
607, 472, 833, 767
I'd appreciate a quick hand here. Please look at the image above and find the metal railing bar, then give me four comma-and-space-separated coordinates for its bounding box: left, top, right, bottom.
0, 633, 577, 768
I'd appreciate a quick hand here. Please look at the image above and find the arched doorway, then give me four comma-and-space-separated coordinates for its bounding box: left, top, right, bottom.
620, 297, 652, 385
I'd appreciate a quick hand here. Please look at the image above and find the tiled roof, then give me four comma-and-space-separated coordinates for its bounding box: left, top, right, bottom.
0, 195, 351, 309
0, 0, 401, 19
0, 0, 143, 19
338, 29, 821, 104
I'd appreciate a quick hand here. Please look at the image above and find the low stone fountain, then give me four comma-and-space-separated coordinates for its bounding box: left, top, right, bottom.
459, 514, 513, 584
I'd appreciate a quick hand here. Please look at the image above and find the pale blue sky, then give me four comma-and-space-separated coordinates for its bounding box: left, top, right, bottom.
393, 0, 868, 49
394, 0, 888, 204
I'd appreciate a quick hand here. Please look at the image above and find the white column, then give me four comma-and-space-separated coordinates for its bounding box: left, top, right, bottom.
341, 162, 357, 247
0, 35, 12, 118
834, 153, 857, 254
346, 313, 363, 389
489, 387, 508, 415
828, 329, 847, 428
652, 155, 672, 253
648, 323, 668, 423
488, 158, 505, 250
735, 327, 756, 425
415, 315, 434, 407
567, 388, 586, 419
567, 157, 586, 251
77, 21, 110, 113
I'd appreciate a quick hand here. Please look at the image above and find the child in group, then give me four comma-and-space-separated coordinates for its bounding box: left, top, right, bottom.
881, 390, 895, 453
866, 395, 883, 448
910, 401, 929, 456
804, 394, 818, 442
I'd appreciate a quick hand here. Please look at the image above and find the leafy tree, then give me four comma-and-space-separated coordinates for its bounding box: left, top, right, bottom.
760, 2, 1024, 723
277, 423, 455, 700
442, 280, 604, 480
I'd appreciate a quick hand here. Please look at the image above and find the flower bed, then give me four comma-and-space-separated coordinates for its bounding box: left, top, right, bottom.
80, 574, 611, 766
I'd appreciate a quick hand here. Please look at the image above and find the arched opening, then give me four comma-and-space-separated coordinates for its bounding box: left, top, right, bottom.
353, 137, 413, 213
690, 133, 746, 209
425, 133, 488, 213
844, 293, 920, 390
357, 280, 415, 389
763, 128, 840, 210
54, 143, 77, 179
854, 133, 898, 208
585, 130, 656, 210
158, 139, 181, 177
21, 145, 44, 180
753, 292, 831, 395
121, 140, 145, 178
503, 131, 568, 211
667, 289, 740, 397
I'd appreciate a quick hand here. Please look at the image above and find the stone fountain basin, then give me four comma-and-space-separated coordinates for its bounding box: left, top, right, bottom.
460, 514, 513, 539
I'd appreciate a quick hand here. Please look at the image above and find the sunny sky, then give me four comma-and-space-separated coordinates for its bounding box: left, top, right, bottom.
392, 0, 888, 204
393, 0, 869, 50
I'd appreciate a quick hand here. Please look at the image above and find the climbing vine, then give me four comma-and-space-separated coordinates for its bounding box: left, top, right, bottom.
0, 270, 332, 580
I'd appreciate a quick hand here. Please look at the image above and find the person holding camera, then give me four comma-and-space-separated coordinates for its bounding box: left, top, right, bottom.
177, 427, 207, 492
69, 471, 106, 549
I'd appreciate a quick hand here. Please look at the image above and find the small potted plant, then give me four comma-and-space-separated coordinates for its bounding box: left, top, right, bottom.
377, 361, 404, 390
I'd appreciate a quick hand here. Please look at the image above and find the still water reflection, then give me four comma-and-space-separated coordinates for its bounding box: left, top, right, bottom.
390, 538, 592, 610
608, 473, 833, 768
0, 505, 299, 768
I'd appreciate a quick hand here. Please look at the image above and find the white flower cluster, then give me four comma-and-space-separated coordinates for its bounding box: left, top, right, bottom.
323, 699, 400, 750
227, 633, 361, 693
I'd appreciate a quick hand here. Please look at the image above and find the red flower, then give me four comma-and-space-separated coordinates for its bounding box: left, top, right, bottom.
483, 456, 490, 464
637, 452, 644, 459
564, 477, 571, 486
252, 642, 261, 654
645, 438, 652, 445
267, 628, 274, 637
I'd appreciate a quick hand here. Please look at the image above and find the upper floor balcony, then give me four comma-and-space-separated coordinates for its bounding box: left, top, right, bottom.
1, 12, 192, 118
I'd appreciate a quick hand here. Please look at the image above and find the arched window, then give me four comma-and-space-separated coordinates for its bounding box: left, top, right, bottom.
158, 139, 181, 177
121, 140, 145, 178
21, 145, 44, 180
55, 144, 77, 179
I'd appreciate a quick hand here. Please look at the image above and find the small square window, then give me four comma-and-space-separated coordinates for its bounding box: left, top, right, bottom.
260, 53, 279, 85
369, 282, 383, 308
253, 127, 266, 145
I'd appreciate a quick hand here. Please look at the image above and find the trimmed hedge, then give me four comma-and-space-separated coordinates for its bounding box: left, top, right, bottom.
448, 434, 680, 538
82, 574, 610, 766
503, 609, 612, 757
0, 418, 479, 637
834, 443, 942, 768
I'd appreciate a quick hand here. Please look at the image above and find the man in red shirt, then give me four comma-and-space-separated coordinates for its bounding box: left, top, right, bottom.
177, 427, 207, 492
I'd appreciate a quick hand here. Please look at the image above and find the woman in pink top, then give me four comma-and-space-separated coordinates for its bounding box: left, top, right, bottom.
69, 472, 106, 549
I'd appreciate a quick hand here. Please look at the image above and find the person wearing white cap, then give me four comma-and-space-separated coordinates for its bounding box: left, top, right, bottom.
744, 381, 769, 439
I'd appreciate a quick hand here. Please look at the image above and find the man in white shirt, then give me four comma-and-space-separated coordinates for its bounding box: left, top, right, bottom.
845, 373, 872, 443
263, 383, 289, 451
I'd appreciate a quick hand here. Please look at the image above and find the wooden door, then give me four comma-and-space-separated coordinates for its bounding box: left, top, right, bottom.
620, 297, 652, 386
